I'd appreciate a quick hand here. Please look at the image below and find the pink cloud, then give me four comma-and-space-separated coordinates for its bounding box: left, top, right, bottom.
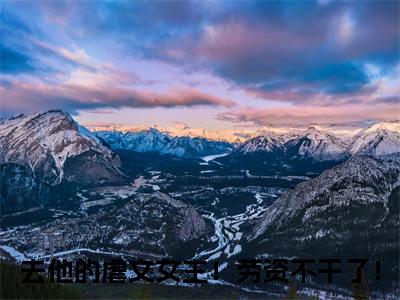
0, 79, 235, 114
160, 20, 319, 67
195, 21, 318, 62
243, 83, 380, 106
217, 104, 400, 126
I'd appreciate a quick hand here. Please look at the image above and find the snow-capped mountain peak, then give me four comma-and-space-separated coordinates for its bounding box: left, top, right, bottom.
0, 110, 123, 185
236, 134, 285, 154
283, 126, 349, 161
234, 125, 351, 160
95, 128, 233, 158
349, 121, 400, 156
234, 121, 399, 161
365, 121, 400, 133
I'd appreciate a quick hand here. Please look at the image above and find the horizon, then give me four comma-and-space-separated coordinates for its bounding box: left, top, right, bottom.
2, 108, 399, 143
1, 0, 399, 131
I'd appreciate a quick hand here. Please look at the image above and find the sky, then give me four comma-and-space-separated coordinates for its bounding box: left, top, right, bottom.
0, 0, 399, 131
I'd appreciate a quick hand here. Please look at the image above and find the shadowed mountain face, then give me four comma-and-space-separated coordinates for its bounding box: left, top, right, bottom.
246, 154, 400, 288
0, 163, 50, 215
95, 129, 233, 158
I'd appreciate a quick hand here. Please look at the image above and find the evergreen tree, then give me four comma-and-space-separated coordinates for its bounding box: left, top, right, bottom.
0, 261, 81, 299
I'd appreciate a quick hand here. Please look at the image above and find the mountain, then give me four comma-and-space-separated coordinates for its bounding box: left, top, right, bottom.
87, 122, 363, 144
95, 129, 233, 158
161, 135, 232, 157
88, 123, 248, 143
1, 164, 50, 214
349, 121, 400, 156
233, 126, 348, 161
95, 128, 171, 153
1, 191, 210, 258
1, 110, 399, 295
0, 110, 127, 214
0, 110, 125, 186
226, 122, 400, 163
218, 126, 350, 178
248, 153, 400, 288
284, 126, 349, 161
235, 134, 286, 154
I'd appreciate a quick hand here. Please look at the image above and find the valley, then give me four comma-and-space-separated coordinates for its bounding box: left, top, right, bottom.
1, 111, 399, 298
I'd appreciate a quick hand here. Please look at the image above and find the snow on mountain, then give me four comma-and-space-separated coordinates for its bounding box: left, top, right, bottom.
96, 128, 171, 153
88, 123, 249, 143
0, 110, 124, 185
285, 126, 350, 161
161, 136, 232, 157
88, 122, 354, 144
235, 126, 349, 161
86, 121, 372, 144
233, 122, 399, 161
349, 121, 400, 156
250, 153, 400, 241
235, 134, 286, 154
245, 153, 400, 290
95, 129, 233, 158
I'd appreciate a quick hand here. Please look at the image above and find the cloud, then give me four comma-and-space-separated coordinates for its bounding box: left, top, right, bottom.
33, 41, 98, 72
0, 6, 235, 115
144, 1, 399, 105
217, 104, 400, 127
1, 0, 399, 125
336, 10, 355, 45
0, 78, 235, 115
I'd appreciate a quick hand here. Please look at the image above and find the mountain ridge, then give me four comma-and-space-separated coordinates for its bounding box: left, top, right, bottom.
0, 110, 126, 186
1, 111, 398, 165
245, 153, 400, 289
95, 128, 233, 158
250, 153, 400, 241
234, 121, 400, 161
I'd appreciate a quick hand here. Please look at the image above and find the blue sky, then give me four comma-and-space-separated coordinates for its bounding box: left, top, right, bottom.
0, 0, 399, 129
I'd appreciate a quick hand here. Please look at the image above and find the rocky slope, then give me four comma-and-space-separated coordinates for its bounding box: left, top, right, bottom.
284, 126, 350, 161
248, 153, 400, 288
0, 110, 126, 186
0, 110, 127, 214
349, 121, 400, 156
235, 134, 286, 154
0, 164, 50, 214
233, 126, 349, 161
